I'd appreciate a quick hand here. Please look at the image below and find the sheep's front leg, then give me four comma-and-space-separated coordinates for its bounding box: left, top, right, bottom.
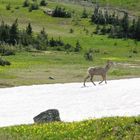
83, 75, 90, 86
99, 75, 106, 84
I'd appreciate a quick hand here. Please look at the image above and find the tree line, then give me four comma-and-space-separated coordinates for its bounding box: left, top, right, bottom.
91, 6, 140, 40
0, 20, 81, 52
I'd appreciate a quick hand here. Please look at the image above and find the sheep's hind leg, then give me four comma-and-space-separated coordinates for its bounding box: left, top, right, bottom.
99, 75, 105, 84
83, 75, 90, 86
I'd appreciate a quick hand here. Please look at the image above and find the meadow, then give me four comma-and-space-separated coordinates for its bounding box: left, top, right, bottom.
0, 0, 140, 87
0, 116, 140, 140
0, 37, 140, 87
99, 0, 140, 16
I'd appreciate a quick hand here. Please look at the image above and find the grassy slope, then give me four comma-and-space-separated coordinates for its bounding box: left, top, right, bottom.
0, 1, 140, 139
0, 0, 140, 87
0, 116, 140, 140
98, 0, 140, 16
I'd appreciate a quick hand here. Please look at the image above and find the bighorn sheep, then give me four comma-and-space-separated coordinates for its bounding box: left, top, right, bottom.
83, 60, 113, 86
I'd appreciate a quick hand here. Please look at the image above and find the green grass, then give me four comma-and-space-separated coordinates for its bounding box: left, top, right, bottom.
99, 0, 140, 16
0, 0, 140, 88
0, 116, 140, 140
0, 41, 140, 87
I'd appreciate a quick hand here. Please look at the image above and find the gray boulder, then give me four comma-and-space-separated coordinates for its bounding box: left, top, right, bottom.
33, 109, 61, 123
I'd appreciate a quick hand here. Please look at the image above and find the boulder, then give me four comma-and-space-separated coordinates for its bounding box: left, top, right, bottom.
33, 109, 61, 123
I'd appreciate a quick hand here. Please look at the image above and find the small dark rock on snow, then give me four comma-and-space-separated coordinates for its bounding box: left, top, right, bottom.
33, 109, 61, 123
48, 76, 54, 80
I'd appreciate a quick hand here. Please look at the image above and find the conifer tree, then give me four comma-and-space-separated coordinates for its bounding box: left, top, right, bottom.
91, 5, 99, 24
23, 0, 30, 7
26, 23, 32, 35
121, 12, 129, 37
9, 19, 19, 45
135, 17, 140, 40
81, 8, 88, 18
0, 21, 10, 43
74, 40, 81, 52
129, 19, 136, 39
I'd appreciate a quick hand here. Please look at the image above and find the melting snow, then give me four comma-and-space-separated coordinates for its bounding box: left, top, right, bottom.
0, 78, 140, 127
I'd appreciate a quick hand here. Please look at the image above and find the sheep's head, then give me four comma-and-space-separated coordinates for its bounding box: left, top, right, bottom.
107, 60, 114, 68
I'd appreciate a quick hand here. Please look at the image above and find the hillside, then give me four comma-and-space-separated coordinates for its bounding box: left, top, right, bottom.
0, 116, 140, 140
0, 0, 140, 87
99, 0, 140, 16
0, 0, 140, 139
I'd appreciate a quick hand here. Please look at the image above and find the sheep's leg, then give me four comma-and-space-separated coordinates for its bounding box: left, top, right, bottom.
99, 75, 105, 84
90, 75, 96, 86
104, 75, 107, 84
83, 75, 90, 86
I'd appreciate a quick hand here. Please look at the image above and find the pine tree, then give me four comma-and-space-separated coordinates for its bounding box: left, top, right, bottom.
34, 28, 48, 50
0, 21, 10, 43
91, 5, 99, 24
26, 23, 32, 35
23, 0, 30, 7
135, 17, 140, 40
74, 40, 81, 52
9, 19, 19, 45
121, 12, 129, 38
81, 8, 88, 18
40, 0, 47, 6
95, 24, 100, 34
129, 19, 136, 39
104, 10, 109, 24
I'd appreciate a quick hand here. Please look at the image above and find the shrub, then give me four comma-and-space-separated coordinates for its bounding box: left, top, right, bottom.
6, 3, 11, 10
0, 44, 16, 56
69, 28, 74, 33
29, 2, 39, 12
49, 37, 64, 47
52, 6, 71, 18
81, 8, 88, 18
2, 50, 15, 56
64, 43, 73, 51
0, 58, 11, 66
74, 40, 82, 52
40, 0, 48, 6
15, 6, 20, 10
84, 49, 93, 61
23, 0, 30, 7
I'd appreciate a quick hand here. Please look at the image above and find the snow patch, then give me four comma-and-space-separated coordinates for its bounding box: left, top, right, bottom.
0, 78, 140, 127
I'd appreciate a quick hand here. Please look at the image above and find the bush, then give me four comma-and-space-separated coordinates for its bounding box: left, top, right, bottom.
84, 49, 93, 61
23, 0, 30, 7
52, 6, 71, 18
29, 2, 39, 12
15, 6, 20, 10
64, 43, 73, 51
74, 40, 82, 52
0, 44, 16, 56
69, 28, 74, 33
81, 8, 88, 18
6, 3, 11, 10
0, 58, 11, 66
40, 0, 48, 6
2, 50, 15, 56
49, 37, 64, 47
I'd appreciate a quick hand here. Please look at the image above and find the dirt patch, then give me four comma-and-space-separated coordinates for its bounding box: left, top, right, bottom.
116, 63, 140, 68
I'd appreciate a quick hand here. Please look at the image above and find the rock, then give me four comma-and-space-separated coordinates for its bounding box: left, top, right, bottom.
33, 109, 61, 123
48, 76, 54, 80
